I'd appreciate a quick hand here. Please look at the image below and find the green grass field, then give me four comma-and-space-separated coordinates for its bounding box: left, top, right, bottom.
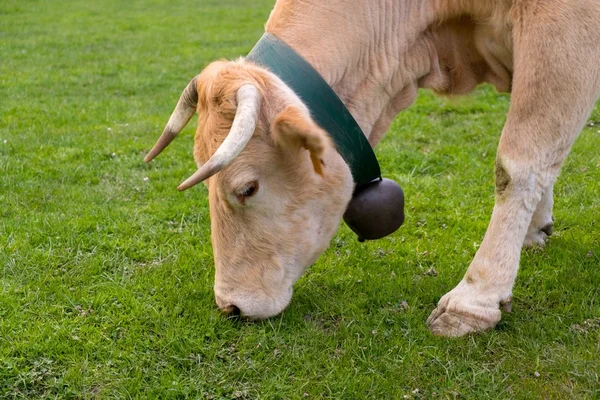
1, 0, 599, 398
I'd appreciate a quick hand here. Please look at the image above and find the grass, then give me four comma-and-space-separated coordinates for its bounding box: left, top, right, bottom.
1, 0, 599, 398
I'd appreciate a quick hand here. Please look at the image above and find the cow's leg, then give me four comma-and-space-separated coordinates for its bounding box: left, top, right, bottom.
523, 185, 554, 248
427, 8, 600, 337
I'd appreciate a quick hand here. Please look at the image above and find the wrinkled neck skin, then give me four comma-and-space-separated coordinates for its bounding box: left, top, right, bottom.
266, 0, 514, 146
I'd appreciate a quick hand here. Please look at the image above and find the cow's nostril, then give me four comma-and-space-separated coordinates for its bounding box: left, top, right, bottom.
221, 304, 241, 317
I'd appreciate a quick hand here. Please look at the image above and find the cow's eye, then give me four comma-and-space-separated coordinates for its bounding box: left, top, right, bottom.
235, 181, 259, 203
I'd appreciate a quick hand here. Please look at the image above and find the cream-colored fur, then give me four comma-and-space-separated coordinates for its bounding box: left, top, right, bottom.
171, 0, 600, 332
191, 61, 353, 319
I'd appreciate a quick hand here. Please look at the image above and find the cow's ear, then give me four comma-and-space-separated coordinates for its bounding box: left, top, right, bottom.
271, 106, 332, 175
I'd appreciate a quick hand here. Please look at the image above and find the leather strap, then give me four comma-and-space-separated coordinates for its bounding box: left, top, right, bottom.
246, 33, 381, 187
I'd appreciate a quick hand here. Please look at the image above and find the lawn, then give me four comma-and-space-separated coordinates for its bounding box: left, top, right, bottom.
1, 0, 599, 398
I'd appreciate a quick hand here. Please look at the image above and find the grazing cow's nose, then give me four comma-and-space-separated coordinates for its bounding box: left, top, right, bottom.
214, 287, 293, 320
215, 294, 241, 316
221, 304, 241, 317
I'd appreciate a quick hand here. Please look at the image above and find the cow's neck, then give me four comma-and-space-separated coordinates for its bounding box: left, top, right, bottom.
265, 0, 514, 146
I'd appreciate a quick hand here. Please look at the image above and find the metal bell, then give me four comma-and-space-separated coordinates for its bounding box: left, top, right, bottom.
343, 178, 405, 241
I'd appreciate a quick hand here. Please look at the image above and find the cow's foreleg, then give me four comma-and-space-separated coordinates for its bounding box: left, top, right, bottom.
427, 130, 588, 336
427, 153, 558, 337
427, 10, 600, 336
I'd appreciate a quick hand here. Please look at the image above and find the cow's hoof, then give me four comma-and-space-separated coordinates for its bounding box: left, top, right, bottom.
427, 307, 500, 337
523, 222, 553, 249
427, 286, 502, 337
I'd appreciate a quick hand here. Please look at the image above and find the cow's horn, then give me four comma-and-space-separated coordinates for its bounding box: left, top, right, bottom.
177, 84, 261, 191
144, 76, 199, 163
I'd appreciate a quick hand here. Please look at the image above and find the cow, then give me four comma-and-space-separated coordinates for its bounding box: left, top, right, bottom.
145, 0, 600, 336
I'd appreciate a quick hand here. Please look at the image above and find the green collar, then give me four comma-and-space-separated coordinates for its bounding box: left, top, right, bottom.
246, 33, 381, 187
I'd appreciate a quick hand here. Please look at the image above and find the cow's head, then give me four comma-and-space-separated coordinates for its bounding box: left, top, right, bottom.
146, 60, 354, 319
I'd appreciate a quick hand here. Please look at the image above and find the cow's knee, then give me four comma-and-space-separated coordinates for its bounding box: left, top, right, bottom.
494, 158, 512, 199
495, 153, 557, 248
494, 156, 544, 211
